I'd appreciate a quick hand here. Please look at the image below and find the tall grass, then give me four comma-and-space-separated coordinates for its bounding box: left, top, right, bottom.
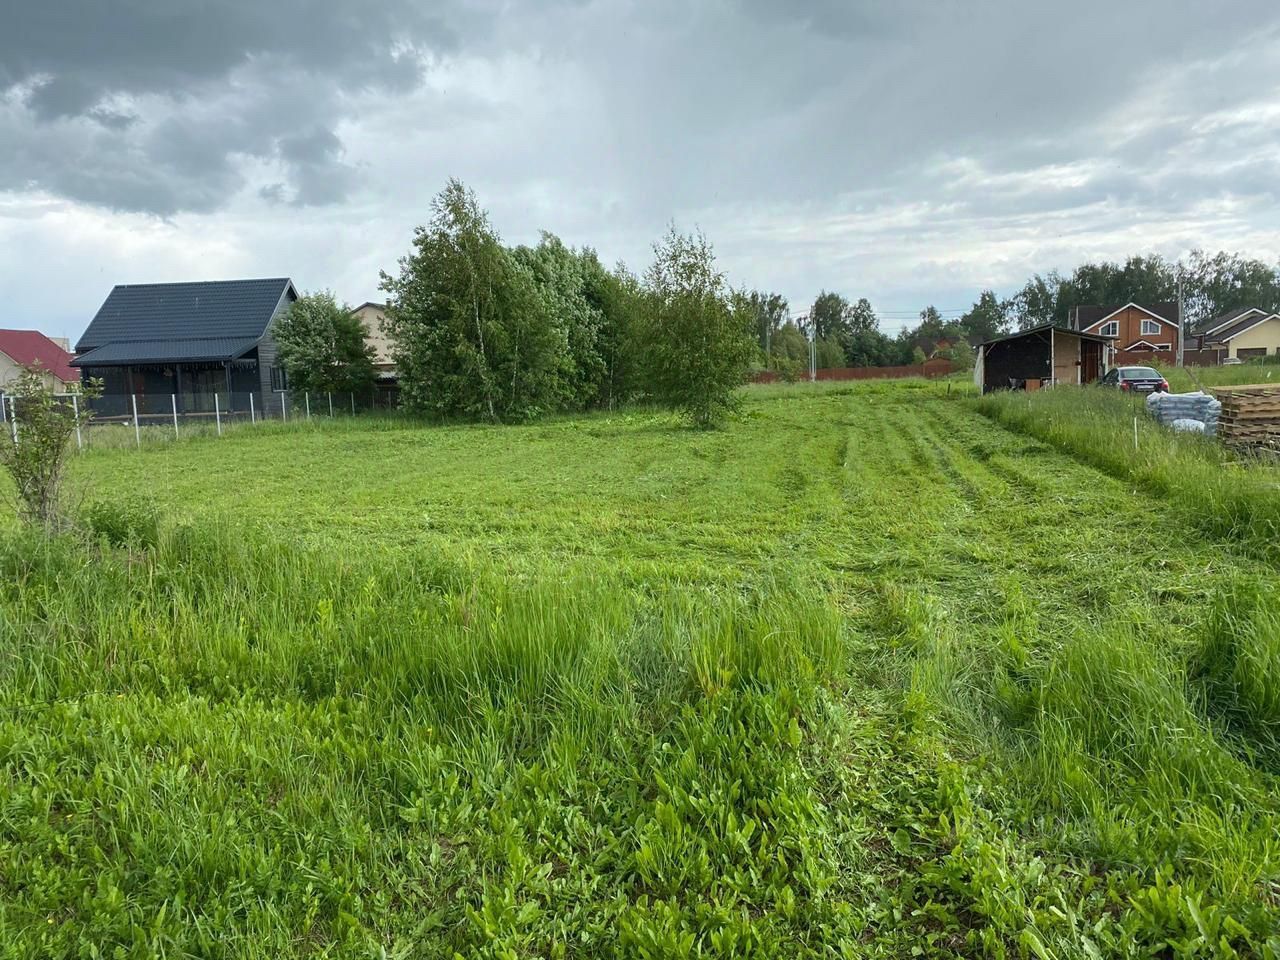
976, 387, 1280, 560
0, 521, 878, 957
6, 382, 1280, 956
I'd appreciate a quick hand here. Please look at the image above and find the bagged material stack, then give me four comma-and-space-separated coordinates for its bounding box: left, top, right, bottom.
1145, 391, 1222, 437
1212, 384, 1280, 446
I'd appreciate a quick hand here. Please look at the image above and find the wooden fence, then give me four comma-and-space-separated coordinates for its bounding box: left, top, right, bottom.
752, 358, 953, 384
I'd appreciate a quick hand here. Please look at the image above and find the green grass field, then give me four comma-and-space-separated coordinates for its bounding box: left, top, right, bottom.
3, 380, 1279, 957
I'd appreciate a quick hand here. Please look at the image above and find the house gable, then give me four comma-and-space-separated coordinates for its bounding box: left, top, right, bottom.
1213, 312, 1280, 344
0, 329, 78, 384
1080, 302, 1177, 333
1197, 307, 1265, 338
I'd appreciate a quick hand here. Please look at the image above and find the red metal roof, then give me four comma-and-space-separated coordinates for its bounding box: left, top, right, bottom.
0, 329, 78, 384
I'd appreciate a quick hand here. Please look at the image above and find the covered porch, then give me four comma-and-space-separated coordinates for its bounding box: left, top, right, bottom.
74, 344, 262, 420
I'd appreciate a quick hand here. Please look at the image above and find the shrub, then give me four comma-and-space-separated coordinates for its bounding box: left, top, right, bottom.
0, 368, 98, 529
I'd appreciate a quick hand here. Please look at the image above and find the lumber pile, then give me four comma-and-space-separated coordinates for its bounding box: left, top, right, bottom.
1212, 384, 1280, 446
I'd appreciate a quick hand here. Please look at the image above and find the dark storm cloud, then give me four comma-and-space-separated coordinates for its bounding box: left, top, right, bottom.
3, 0, 1280, 329
0, 0, 470, 212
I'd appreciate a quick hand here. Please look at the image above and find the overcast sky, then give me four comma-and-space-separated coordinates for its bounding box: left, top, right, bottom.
3, 0, 1279, 343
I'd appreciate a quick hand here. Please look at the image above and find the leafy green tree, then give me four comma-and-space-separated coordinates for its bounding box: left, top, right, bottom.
815, 337, 847, 368
809, 291, 852, 342
1183, 250, 1280, 324
915, 306, 947, 339
941, 339, 975, 371
846, 297, 878, 335
738, 290, 789, 357
959, 290, 1009, 343
511, 233, 605, 410
587, 261, 647, 409
640, 227, 756, 427
769, 320, 809, 364
0, 368, 101, 529
1011, 272, 1065, 330
380, 179, 566, 421
272, 291, 377, 395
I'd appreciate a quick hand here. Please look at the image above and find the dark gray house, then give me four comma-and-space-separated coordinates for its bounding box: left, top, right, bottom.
73, 278, 297, 417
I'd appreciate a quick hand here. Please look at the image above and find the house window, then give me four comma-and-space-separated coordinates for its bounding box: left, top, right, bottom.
269, 365, 289, 392
1140, 318, 1161, 335
1099, 321, 1119, 337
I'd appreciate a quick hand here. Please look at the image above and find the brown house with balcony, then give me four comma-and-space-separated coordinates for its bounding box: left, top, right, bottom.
1069, 302, 1180, 357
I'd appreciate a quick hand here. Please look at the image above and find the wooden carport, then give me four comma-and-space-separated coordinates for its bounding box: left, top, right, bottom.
974, 325, 1113, 394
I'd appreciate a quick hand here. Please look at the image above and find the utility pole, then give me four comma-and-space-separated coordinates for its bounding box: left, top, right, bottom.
1176, 269, 1186, 368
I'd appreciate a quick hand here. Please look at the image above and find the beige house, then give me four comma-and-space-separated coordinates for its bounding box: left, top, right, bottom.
351, 303, 398, 398
1192, 307, 1280, 361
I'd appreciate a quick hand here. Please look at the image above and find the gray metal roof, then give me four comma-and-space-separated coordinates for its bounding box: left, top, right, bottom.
1193, 306, 1260, 336
76, 278, 295, 355
1202, 311, 1278, 345
71, 337, 261, 367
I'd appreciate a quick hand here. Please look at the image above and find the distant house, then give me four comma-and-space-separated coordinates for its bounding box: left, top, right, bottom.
72, 278, 297, 416
910, 335, 956, 358
351, 301, 398, 396
0, 329, 78, 391
1069, 302, 1180, 356
1190, 307, 1280, 361
974, 325, 1111, 393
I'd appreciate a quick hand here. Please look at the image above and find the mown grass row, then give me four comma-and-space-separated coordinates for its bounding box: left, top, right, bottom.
845, 398, 1280, 956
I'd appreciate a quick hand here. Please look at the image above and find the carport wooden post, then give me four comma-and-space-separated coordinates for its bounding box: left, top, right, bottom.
131, 394, 140, 447
71, 394, 82, 451
214, 393, 222, 436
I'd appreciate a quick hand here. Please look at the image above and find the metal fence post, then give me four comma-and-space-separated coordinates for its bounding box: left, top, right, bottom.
305, 391, 311, 421
8, 397, 17, 445
171, 393, 179, 439
350, 393, 355, 415
131, 394, 140, 447
250, 393, 256, 424
327, 392, 333, 418
72, 394, 82, 451
282, 391, 288, 422
215, 393, 222, 436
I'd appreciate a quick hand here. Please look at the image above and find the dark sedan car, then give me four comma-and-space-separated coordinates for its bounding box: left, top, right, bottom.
1099, 366, 1169, 394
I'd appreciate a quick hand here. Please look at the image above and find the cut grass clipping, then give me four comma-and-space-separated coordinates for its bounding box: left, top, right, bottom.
1, 379, 1278, 957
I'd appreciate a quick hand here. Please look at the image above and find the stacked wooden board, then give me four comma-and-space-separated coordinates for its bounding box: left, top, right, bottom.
1212, 384, 1280, 446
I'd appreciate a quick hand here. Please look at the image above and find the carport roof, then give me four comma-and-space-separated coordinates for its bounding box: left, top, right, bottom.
71, 337, 261, 366
979, 324, 1114, 348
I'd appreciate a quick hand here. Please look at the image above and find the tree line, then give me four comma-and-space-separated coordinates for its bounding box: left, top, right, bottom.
273, 184, 1280, 417
275, 179, 756, 427
752, 250, 1280, 376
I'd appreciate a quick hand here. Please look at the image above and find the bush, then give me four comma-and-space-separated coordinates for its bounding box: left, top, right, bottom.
83, 496, 160, 548
0, 368, 99, 529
